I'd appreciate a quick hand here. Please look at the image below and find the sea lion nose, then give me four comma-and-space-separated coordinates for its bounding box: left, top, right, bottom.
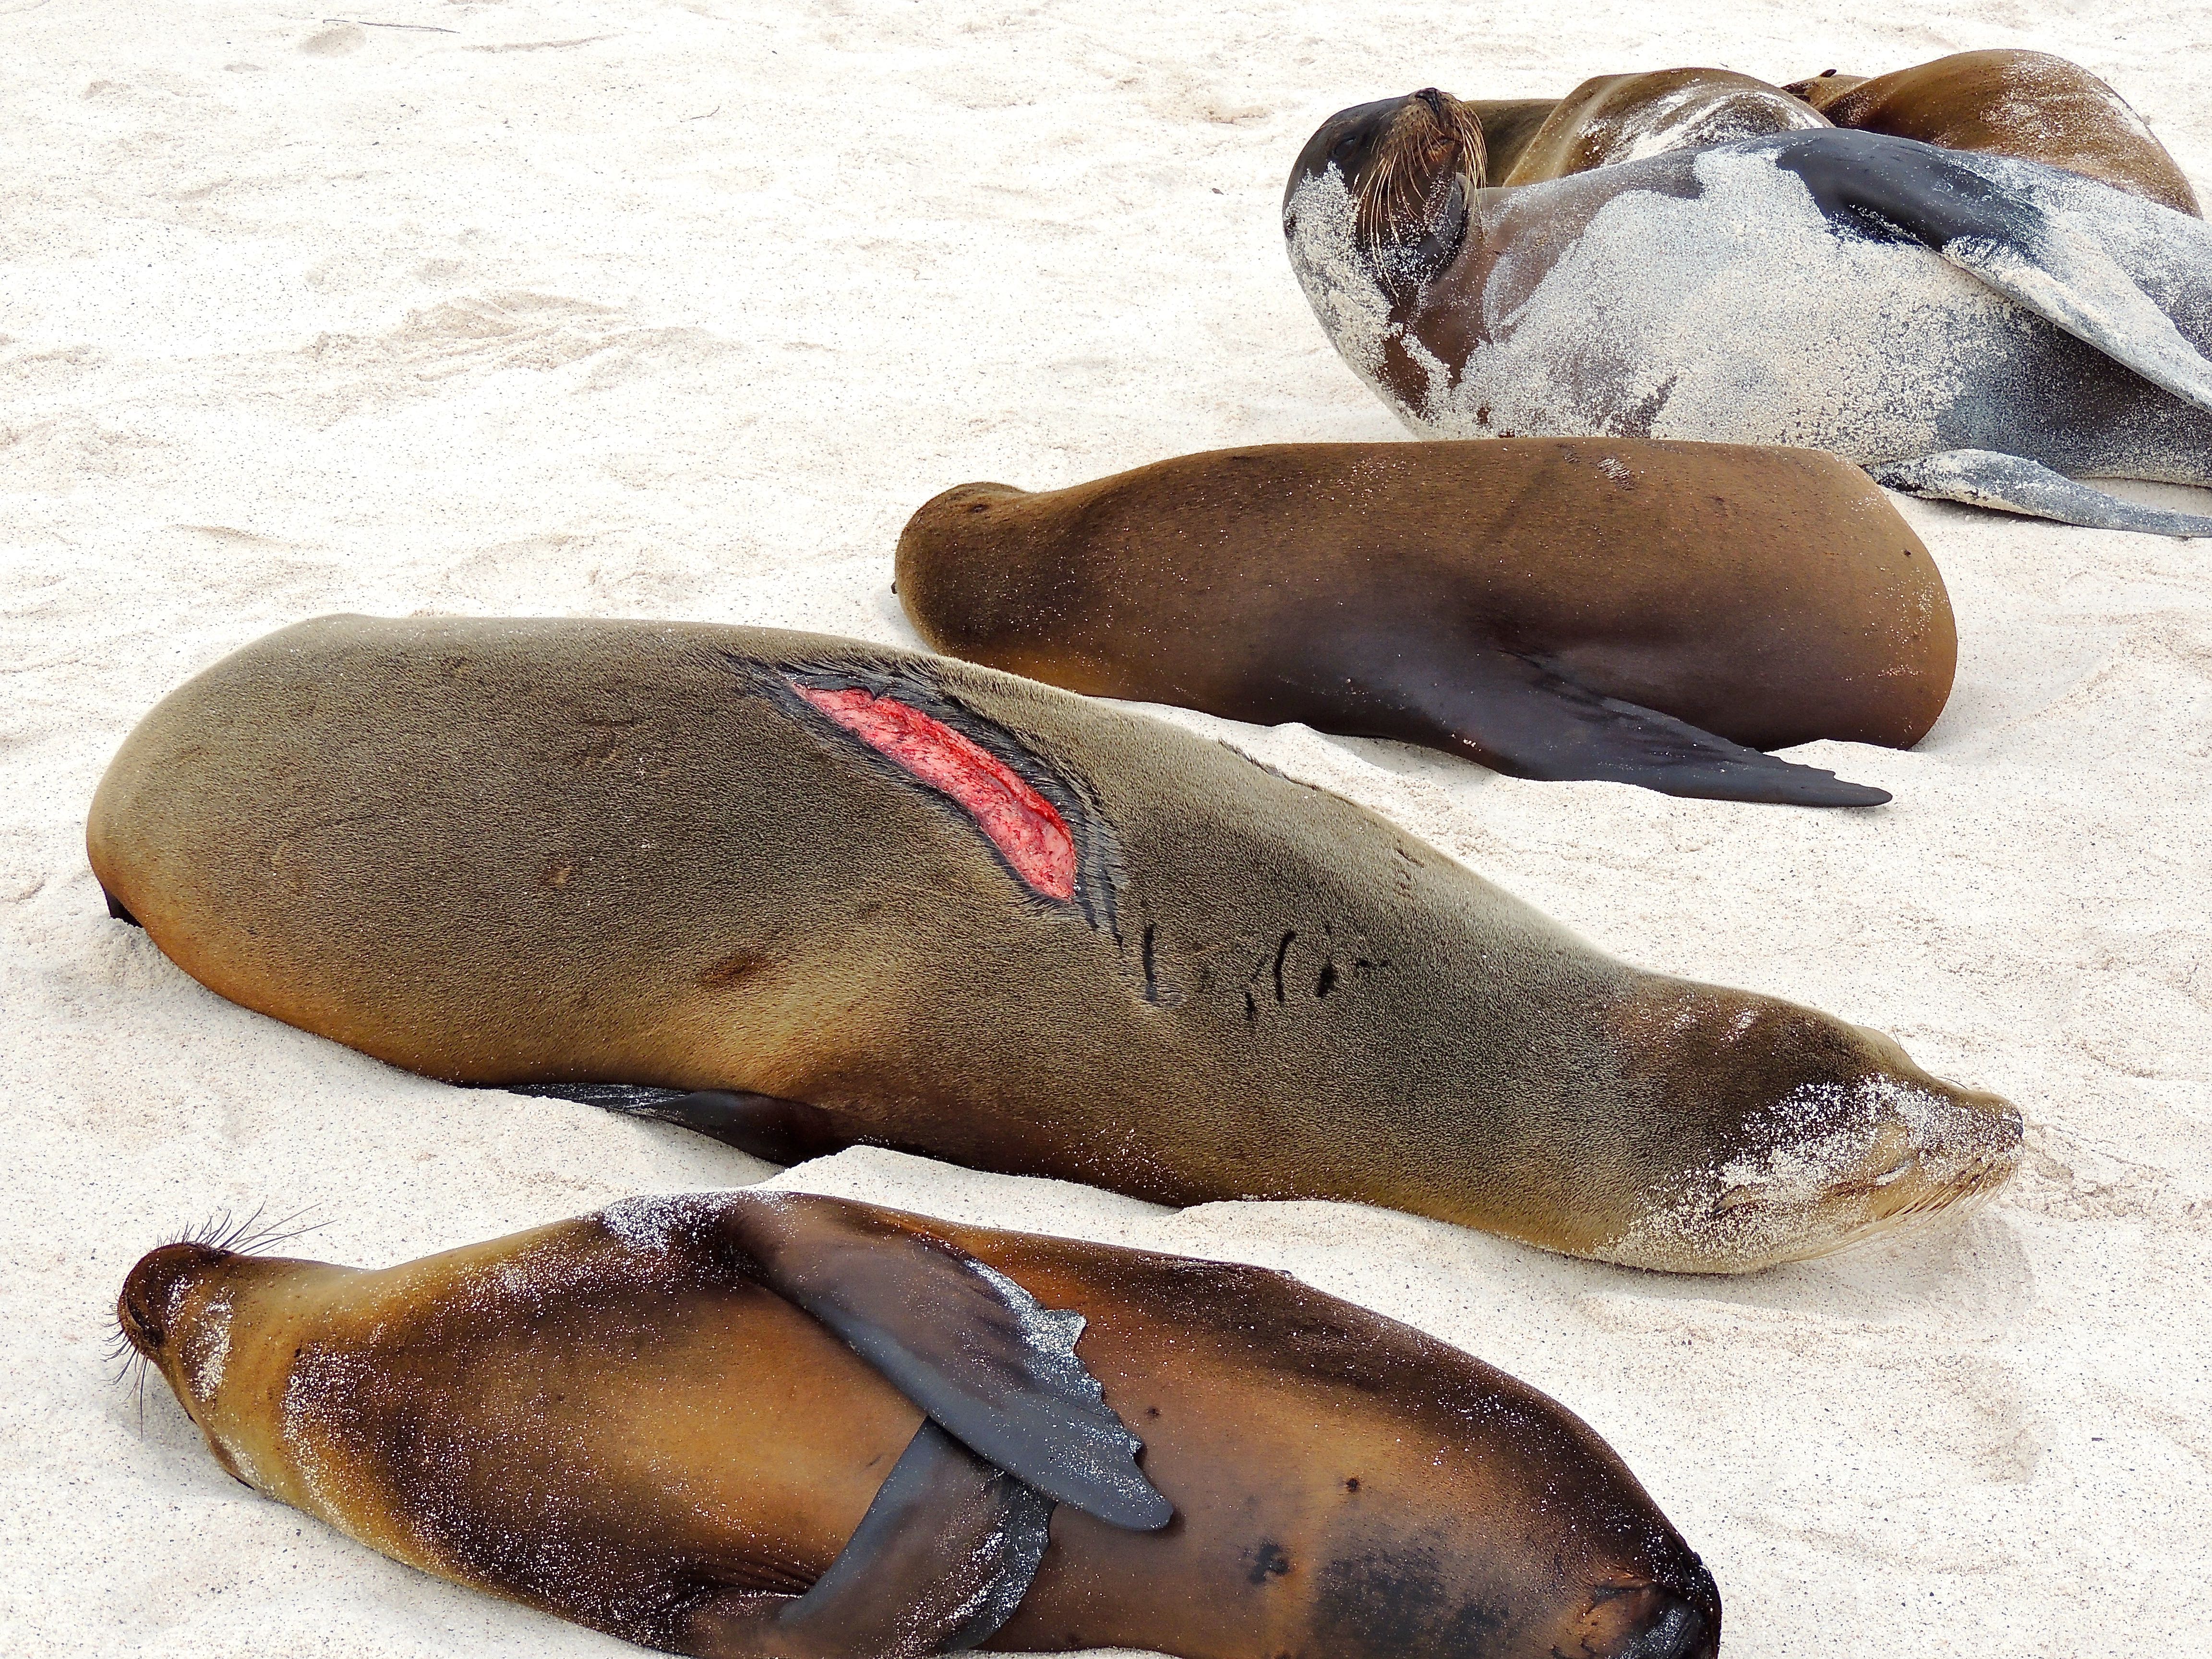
1611, 1590, 1717, 1659
118, 1241, 223, 1354
1415, 86, 1447, 116
1582, 1561, 1721, 1659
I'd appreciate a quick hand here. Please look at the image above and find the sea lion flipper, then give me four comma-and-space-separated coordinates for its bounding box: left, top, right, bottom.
1422, 654, 1891, 806
711, 1191, 1174, 1532
1871, 449, 2212, 536
678, 1419, 1052, 1659
506, 1082, 856, 1163
1773, 135, 2212, 412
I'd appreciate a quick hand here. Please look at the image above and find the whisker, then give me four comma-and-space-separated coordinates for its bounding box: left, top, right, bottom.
153, 1202, 325, 1259
228, 1206, 325, 1257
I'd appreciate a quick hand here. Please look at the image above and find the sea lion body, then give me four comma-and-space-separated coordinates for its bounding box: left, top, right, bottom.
1787, 50, 2200, 216
117, 1192, 1721, 1659
896, 438, 1953, 804
1285, 75, 2212, 535
87, 615, 2020, 1272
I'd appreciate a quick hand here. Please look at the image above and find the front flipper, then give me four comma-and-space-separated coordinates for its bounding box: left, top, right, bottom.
1872, 450, 2212, 536
708, 1192, 1173, 1532
1771, 132, 2212, 412
507, 1082, 857, 1164
676, 1419, 1052, 1659
1354, 650, 1890, 806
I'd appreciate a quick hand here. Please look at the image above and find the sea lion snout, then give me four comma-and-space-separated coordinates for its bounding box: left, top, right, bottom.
1576, 1567, 1722, 1659
117, 1240, 226, 1358
1285, 90, 1484, 281
1599, 987, 2022, 1271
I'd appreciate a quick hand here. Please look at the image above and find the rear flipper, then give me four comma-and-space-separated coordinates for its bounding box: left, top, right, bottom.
508, 1083, 858, 1164
712, 1192, 1174, 1531
675, 1419, 1051, 1659
1872, 449, 2212, 536
1366, 649, 1890, 806
603, 1189, 1174, 1533
1770, 130, 2212, 412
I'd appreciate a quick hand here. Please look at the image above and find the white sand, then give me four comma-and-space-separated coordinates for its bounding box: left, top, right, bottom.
4, 1, 2208, 1653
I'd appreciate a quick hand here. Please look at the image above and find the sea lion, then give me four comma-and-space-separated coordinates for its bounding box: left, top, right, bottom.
896, 438, 1953, 806
1497, 69, 1827, 185
116, 1190, 1722, 1658
1284, 79, 2212, 535
1782, 51, 2200, 216
86, 614, 2021, 1273
1461, 97, 1562, 183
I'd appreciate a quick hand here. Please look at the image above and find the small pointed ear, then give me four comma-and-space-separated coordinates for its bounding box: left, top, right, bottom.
709, 1192, 1173, 1533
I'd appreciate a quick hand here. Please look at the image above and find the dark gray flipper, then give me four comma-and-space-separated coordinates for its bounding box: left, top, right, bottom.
709, 1192, 1172, 1532
508, 1083, 856, 1164
1771, 131, 2212, 412
675, 1419, 1051, 1659
1872, 450, 2212, 536
1338, 648, 1890, 806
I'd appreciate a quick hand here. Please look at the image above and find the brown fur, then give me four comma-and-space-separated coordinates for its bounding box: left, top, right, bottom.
1473, 55, 2193, 213
118, 1195, 1719, 1659
88, 616, 2017, 1271
895, 438, 1956, 757
1793, 50, 2200, 216
1461, 98, 1561, 183
1501, 69, 1827, 185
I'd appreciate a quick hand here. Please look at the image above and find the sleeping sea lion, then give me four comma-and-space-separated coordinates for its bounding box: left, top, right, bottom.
1284, 75, 2212, 535
1782, 51, 2200, 216
86, 615, 2021, 1273
1496, 68, 1826, 185
116, 1190, 1722, 1658
896, 437, 1953, 806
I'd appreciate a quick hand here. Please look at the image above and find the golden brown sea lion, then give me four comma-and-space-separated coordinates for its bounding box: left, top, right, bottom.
1286, 77, 2212, 535
1784, 51, 2200, 216
896, 438, 1952, 805
87, 615, 2021, 1272
1461, 97, 1561, 182
1498, 69, 1827, 185
118, 1191, 1721, 1658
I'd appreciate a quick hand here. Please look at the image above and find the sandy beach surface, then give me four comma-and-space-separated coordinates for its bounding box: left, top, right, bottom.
5, 1, 2209, 1653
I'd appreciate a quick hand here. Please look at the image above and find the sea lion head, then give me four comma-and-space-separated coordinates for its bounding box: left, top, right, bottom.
1593, 984, 2022, 1273
117, 1237, 314, 1495
1283, 88, 1485, 301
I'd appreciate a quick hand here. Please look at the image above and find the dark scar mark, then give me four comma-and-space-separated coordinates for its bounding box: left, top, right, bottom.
1142, 925, 1160, 1004
697, 949, 765, 988
1249, 1540, 1292, 1585
1272, 932, 1294, 1004
1316, 961, 1338, 998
